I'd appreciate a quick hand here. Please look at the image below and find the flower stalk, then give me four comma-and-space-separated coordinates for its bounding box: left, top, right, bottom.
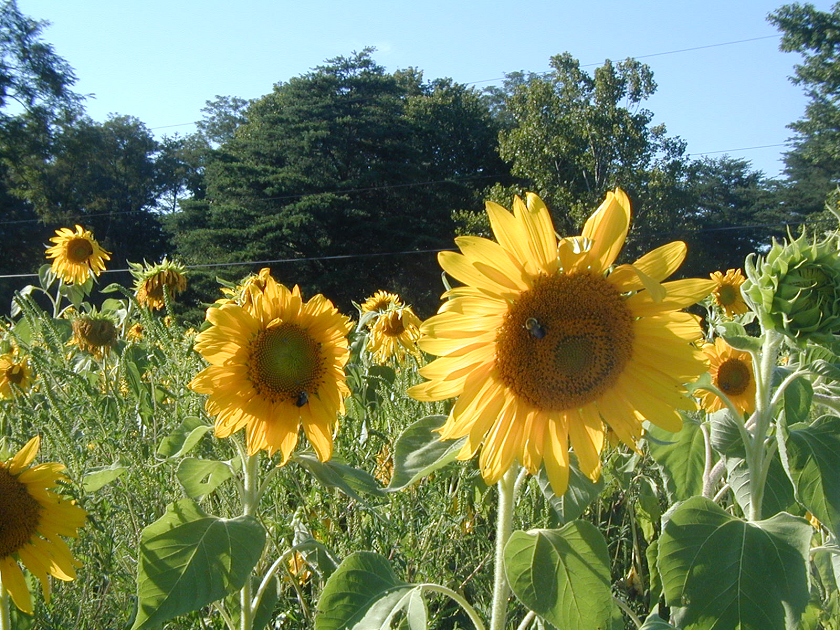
490, 466, 517, 630
0, 580, 10, 630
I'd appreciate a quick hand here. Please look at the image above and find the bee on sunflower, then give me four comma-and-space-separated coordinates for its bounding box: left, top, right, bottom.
409, 190, 715, 495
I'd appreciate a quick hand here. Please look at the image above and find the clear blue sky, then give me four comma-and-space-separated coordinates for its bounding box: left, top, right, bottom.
18, 0, 831, 178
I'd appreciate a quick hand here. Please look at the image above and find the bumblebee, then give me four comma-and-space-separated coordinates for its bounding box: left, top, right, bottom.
524, 317, 546, 339
295, 391, 309, 407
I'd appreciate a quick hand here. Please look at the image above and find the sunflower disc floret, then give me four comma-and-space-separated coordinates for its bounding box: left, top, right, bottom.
744, 230, 840, 344
408, 190, 715, 495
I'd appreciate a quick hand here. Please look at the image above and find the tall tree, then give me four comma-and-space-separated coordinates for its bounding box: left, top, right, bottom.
168, 50, 502, 314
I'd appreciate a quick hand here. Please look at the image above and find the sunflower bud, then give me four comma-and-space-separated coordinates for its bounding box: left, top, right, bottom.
743, 230, 840, 344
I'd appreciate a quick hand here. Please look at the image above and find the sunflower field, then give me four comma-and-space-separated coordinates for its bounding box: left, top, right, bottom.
2, 189, 840, 630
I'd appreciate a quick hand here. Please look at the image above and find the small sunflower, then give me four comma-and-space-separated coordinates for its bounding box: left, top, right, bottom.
710, 269, 749, 317
190, 269, 352, 461
44, 225, 110, 285
216, 268, 274, 309
70, 315, 118, 359
360, 291, 402, 314
126, 323, 144, 343
408, 190, 714, 495
130, 258, 188, 311
367, 306, 423, 364
696, 337, 756, 416
0, 354, 32, 399
0, 436, 87, 614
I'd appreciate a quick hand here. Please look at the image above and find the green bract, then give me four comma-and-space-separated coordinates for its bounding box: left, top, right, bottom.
744, 230, 840, 344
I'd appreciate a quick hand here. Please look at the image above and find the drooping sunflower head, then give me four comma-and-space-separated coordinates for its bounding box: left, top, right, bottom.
710, 269, 749, 317
696, 337, 756, 416
409, 190, 714, 496
44, 225, 110, 285
366, 304, 423, 365
744, 230, 840, 344
216, 268, 274, 311
0, 436, 87, 614
361, 290, 403, 314
190, 269, 352, 461
70, 314, 118, 359
0, 353, 33, 400
130, 258, 188, 311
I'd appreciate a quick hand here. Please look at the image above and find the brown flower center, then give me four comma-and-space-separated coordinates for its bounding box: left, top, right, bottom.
5, 364, 24, 385
716, 284, 738, 306
716, 358, 751, 396
0, 466, 42, 558
249, 322, 325, 405
495, 271, 634, 411
381, 312, 406, 336
74, 317, 117, 348
66, 237, 94, 264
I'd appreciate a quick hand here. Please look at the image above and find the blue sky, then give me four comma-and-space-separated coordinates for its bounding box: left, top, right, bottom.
17, 0, 831, 177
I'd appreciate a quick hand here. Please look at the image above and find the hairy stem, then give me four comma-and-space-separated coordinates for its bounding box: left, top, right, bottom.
490, 466, 517, 630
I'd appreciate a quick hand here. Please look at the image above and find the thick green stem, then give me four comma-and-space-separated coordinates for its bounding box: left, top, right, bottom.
239, 453, 261, 630
0, 580, 10, 630
490, 467, 517, 630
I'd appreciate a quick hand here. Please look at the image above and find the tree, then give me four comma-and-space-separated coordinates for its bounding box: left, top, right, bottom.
168, 50, 503, 314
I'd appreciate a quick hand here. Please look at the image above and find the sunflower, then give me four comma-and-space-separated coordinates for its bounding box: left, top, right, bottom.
70, 315, 118, 359
408, 190, 715, 495
190, 269, 352, 461
0, 354, 32, 400
366, 305, 423, 364
44, 225, 110, 285
710, 269, 749, 317
130, 258, 188, 311
126, 323, 144, 343
0, 436, 86, 614
216, 268, 274, 309
360, 290, 402, 314
695, 337, 756, 416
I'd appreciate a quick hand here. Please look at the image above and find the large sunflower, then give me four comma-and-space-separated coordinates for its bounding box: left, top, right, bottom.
408, 190, 715, 495
44, 225, 110, 285
0, 353, 32, 399
696, 337, 756, 416
0, 436, 87, 614
190, 270, 352, 461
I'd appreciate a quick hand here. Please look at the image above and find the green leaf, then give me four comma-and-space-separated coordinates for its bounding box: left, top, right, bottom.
647, 415, 706, 501
645, 539, 662, 607
176, 458, 234, 498
157, 416, 212, 459
783, 377, 813, 426
635, 476, 661, 542
778, 414, 840, 537
355, 586, 426, 630
294, 452, 385, 502
315, 551, 409, 630
132, 499, 266, 630
252, 575, 280, 630
726, 454, 798, 520
504, 522, 614, 630
708, 409, 746, 457
658, 496, 811, 630
808, 359, 840, 382
537, 454, 604, 524
404, 589, 428, 630
640, 608, 677, 629
387, 415, 465, 491
82, 460, 128, 492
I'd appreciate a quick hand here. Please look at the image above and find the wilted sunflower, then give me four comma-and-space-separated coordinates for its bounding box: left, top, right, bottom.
0, 436, 87, 614
710, 269, 748, 317
361, 290, 402, 314
190, 270, 352, 461
44, 225, 110, 285
696, 337, 756, 416
70, 315, 118, 359
408, 190, 715, 495
0, 354, 32, 399
367, 306, 423, 364
216, 268, 274, 309
130, 258, 187, 310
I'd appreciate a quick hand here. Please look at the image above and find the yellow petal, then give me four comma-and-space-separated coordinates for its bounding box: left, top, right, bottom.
9, 436, 40, 474
626, 278, 717, 316
581, 189, 630, 271
543, 416, 571, 496
568, 407, 604, 481
485, 201, 539, 273
609, 241, 687, 290
0, 558, 32, 614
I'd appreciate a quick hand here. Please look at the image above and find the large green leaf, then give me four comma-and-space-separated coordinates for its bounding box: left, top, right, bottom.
132, 499, 266, 629
504, 522, 614, 630
315, 551, 409, 630
778, 415, 840, 537
708, 409, 746, 458
82, 459, 128, 492
387, 415, 465, 491
537, 453, 603, 524
157, 416, 212, 459
782, 377, 813, 426
294, 452, 385, 502
647, 415, 706, 501
176, 458, 234, 498
725, 454, 798, 520
658, 496, 811, 630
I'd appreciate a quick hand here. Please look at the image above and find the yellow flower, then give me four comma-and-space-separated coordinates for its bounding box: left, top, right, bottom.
696, 337, 756, 416
131, 258, 188, 311
190, 270, 352, 461
216, 268, 274, 309
710, 269, 749, 317
408, 190, 714, 495
44, 225, 110, 285
367, 306, 423, 364
70, 315, 118, 359
126, 323, 144, 342
0, 436, 86, 614
0, 354, 32, 399
361, 290, 402, 314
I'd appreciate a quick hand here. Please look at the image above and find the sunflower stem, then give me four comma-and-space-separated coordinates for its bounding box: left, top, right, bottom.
0, 580, 9, 630
490, 466, 517, 630
239, 452, 261, 630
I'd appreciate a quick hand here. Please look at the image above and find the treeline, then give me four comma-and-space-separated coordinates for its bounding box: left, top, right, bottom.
0, 0, 836, 319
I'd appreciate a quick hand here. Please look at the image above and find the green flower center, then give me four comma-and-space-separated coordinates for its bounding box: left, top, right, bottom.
495, 271, 634, 411
249, 322, 324, 405
717, 284, 737, 306
0, 467, 42, 558
716, 358, 751, 397
67, 237, 94, 264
